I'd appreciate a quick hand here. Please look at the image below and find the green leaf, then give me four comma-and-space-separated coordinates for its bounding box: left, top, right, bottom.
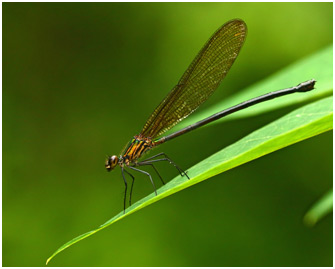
47, 96, 333, 264
174, 45, 332, 132
303, 189, 333, 227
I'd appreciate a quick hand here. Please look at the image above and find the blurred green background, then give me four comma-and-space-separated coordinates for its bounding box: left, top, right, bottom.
3, 2, 333, 266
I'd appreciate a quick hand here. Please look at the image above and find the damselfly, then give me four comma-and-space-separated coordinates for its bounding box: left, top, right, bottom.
105, 19, 315, 212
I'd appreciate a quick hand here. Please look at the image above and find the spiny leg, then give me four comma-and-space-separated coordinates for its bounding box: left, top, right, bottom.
128, 166, 157, 196
141, 152, 189, 179
140, 158, 188, 179
123, 168, 135, 207
120, 167, 128, 214
136, 162, 165, 185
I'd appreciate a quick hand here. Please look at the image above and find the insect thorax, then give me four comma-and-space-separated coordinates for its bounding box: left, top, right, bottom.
121, 135, 153, 165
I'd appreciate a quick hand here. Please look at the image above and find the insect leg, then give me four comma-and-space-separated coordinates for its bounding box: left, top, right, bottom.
123, 168, 135, 207
128, 166, 157, 196
136, 162, 165, 185
121, 167, 128, 213
141, 153, 189, 179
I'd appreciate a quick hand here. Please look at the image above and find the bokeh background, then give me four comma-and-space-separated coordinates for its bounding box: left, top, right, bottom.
3, 2, 333, 266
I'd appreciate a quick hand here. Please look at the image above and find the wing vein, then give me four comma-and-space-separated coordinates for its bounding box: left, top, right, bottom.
140, 19, 247, 139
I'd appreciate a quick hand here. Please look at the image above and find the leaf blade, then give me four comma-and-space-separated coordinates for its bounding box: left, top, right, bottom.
303, 189, 333, 227
47, 96, 333, 264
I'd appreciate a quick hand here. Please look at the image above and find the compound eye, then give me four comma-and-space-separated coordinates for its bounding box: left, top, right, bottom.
106, 155, 119, 172
105, 155, 119, 171
111, 155, 118, 166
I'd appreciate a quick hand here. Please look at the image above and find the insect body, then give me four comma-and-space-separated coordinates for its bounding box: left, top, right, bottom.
105, 19, 315, 213
106, 136, 153, 169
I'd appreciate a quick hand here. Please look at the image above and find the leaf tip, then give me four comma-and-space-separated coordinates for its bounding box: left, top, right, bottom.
46, 255, 54, 265
303, 213, 317, 227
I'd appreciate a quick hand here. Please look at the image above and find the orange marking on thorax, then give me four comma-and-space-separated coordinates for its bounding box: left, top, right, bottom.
122, 136, 153, 164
